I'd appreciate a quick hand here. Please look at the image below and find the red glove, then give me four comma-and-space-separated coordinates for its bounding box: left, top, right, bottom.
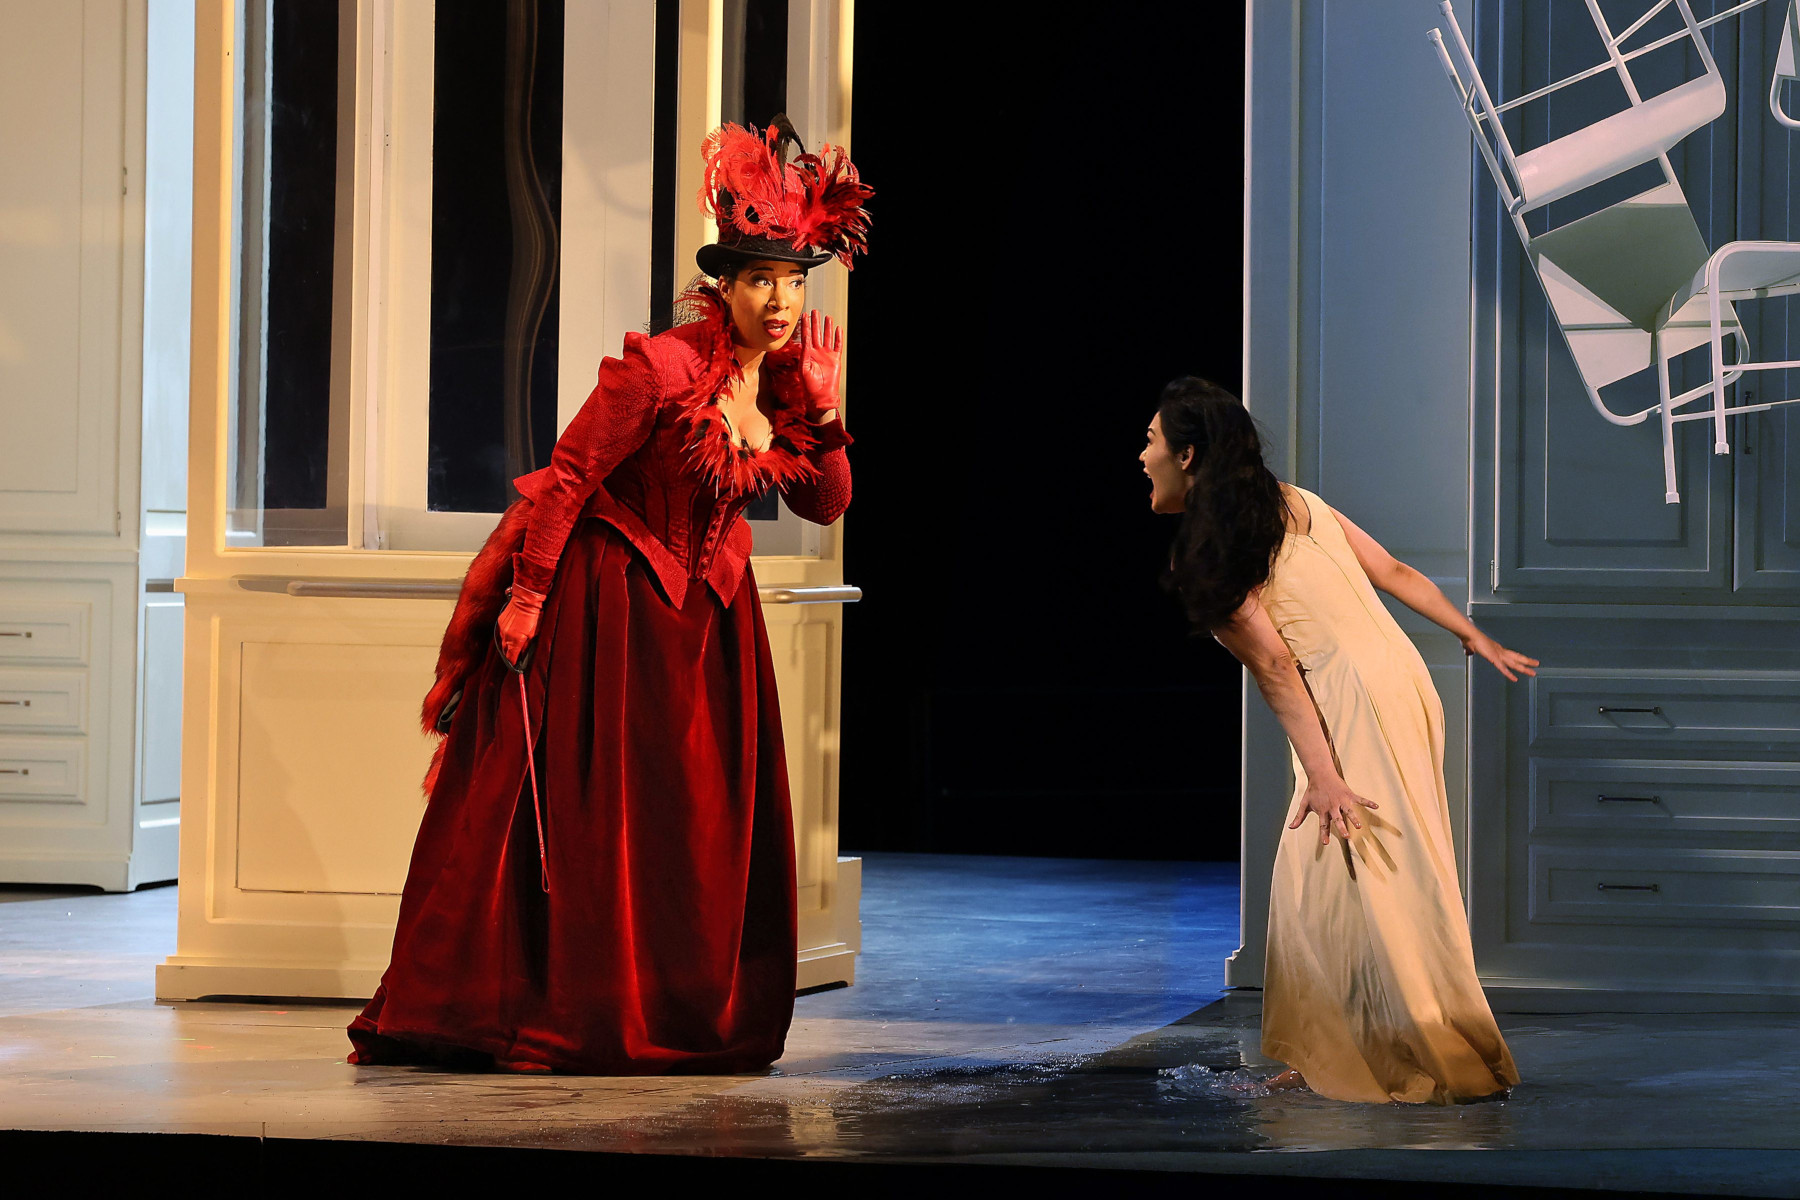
495, 582, 546, 669
796, 310, 844, 421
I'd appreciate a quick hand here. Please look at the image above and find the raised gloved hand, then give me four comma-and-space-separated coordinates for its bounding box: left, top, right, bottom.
796, 310, 844, 421
495, 582, 546, 670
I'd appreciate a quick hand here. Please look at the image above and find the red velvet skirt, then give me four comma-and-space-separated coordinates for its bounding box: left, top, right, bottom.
347, 519, 797, 1073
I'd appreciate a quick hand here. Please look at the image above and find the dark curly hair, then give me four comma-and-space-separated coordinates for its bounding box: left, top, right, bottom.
1156, 376, 1288, 631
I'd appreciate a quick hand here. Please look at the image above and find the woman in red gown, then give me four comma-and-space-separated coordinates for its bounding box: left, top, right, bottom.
347, 122, 871, 1074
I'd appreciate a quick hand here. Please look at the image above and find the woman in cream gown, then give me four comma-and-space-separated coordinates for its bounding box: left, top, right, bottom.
1141, 377, 1533, 1104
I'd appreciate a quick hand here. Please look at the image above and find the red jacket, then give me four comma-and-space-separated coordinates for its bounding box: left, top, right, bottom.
511, 299, 852, 608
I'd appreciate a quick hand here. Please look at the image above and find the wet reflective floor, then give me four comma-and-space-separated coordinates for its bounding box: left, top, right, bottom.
3, 854, 1798, 1195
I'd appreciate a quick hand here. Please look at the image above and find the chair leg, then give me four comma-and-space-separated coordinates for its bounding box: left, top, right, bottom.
1658, 336, 1680, 504
1708, 284, 1730, 454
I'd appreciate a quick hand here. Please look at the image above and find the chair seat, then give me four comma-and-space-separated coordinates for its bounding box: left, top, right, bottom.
1513, 74, 1726, 213
1664, 242, 1800, 320
1529, 182, 1711, 330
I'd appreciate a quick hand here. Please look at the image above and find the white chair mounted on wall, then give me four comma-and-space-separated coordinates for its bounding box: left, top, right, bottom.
1773, 0, 1800, 126
1431, 0, 1800, 504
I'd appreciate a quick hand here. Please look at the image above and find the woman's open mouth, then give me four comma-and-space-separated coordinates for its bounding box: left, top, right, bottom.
763, 319, 789, 339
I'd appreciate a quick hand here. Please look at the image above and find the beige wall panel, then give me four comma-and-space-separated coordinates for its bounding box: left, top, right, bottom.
763, 598, 858, 989
234, 640, 434, 894
0, 0, 131, 536
162, 593, 446, 994
796, 854, 859, 991
762, 605, 839, 905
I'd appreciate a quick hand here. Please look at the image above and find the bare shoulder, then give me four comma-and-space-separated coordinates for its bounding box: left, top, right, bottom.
1322, 501, 1402, 573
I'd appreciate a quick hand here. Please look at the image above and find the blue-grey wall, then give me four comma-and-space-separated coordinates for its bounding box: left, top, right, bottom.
1240, 0, 1800, 1008
1232, 0, 1475, 986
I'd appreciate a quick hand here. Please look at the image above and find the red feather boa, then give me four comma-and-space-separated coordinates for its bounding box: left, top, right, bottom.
675, 284, 825, 496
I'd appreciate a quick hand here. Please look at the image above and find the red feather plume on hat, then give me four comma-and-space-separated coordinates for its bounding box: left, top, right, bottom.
698, 122, 873, 269
791, 145, 873, 267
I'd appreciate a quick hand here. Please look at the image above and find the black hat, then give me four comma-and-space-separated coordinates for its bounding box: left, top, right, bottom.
696, 232, 831, 278
695, 114, 871, 279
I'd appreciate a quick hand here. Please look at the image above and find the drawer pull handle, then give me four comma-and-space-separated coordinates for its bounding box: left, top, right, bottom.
0, 631, 31, 639
0, 699, 30, 707
1597, 794, 1659, 804
0, 768, 29, 776
1597, 882, 1660, 893
1598, 705, 1662, 715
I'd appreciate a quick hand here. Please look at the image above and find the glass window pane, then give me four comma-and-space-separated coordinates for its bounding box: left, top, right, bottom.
230, 0, 348, 548
263, 2, 338, 521
721, 0, 786, 129
427, 0, 565, 514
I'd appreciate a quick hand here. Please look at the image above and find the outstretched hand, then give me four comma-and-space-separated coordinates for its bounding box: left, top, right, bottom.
796, 310, 843, 419
1463, 633, 1538, 682
1290, 775, 1379, 846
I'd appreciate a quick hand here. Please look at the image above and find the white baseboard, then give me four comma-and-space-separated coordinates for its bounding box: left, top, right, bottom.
155, 958, 382, 1002
0, 854, 132, 892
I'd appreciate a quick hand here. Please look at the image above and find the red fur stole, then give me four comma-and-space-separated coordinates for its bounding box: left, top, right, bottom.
419, 497, 531, 797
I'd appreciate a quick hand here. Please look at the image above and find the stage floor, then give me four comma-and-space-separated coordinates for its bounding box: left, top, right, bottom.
2, 853, 1797, 1196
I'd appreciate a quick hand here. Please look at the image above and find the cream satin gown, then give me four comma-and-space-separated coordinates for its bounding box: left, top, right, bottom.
1258, 487, 1519, 1104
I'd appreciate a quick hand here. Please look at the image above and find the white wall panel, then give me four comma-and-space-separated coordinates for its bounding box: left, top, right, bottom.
143, 0, 196, 516
140, 598, 183, 804
0, 567, 138, 889
1236, 0, 1476, 987
0, 4, 85, 499
0, 0, 133, 537
0, 0, 185, 890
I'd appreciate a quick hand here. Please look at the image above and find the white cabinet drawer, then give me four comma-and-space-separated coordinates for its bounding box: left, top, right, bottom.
1529, 847, 1800, 930
0, 737, 86, 803
0, 602, 90, 665
1528, 759, 1800, 838
0, 668, 87, 733
1529, 672, 1800, 750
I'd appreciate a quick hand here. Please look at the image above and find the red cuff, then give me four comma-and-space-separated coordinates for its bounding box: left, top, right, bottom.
808, 419, 853, 454
511, 551, 555, 600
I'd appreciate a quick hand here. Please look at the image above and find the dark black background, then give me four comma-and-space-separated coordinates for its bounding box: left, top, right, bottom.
839, 11, 1249, 861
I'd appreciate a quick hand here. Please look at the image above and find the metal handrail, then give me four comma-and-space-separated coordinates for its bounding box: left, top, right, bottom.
286, 581, 460, 599
759, 585, 862, 605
